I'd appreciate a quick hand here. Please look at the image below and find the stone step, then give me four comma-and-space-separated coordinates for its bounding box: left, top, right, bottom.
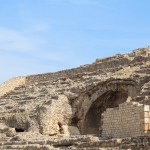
2, 145, 26, 149
75, 142, 116, 148
13, 88, 26, 92
0, 102, 7, 106
1, 144, 54, 150
2, 95, 35, 100
0, 138, 136, 150
1, 144, 118, 150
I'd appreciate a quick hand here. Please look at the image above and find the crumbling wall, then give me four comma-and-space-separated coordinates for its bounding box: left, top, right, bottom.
4, 112, 34, 132
73, 79, 138, 135
102, 102, 150, 138
0, 47, 149, 139
36, 95, 73, 135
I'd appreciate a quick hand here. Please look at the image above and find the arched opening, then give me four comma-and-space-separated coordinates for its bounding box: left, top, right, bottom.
15, 128, 25, 132
82, 90, 128, 135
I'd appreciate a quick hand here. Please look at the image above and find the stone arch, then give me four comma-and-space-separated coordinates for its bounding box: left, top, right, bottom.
73, 79, 139, 135
83, 90, 128, 135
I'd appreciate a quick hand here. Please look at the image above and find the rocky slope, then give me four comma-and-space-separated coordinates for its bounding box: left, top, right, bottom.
0, 46, 150, 149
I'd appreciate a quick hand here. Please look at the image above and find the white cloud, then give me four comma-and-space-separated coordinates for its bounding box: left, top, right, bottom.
31, 22, 50, 32
0, 49, 83, 83
0, 27, 80, 63
17, 2, 51, 33
0, 27, 38, 52
0, 54, 53, 83
0, 26, 77, 62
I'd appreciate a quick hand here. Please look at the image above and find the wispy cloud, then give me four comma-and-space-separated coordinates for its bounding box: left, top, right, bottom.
0, 27, 39, 52
0, 54, 58, 83
46, 0, 106, 7
31, 22, 50, 32
67, 0, 99, 5
17, 2, 51, 33
0, 26, 80, 63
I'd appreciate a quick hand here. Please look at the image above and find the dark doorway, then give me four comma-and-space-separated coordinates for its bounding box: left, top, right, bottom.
82, 90, 128, 135
15, 128, 25, 132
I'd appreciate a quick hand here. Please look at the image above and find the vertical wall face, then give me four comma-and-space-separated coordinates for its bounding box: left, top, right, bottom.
37, 95, 73, 135
80, 80, 138, 135
102, 102, 150, 138
82, 91, 128, 135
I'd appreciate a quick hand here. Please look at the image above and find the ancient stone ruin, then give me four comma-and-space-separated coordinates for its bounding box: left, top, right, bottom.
0, 46, 150, 149
102, 102, 150, 138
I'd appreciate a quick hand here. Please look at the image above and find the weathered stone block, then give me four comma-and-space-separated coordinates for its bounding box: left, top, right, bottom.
62, 125, 80, 135
144, 105, 150, 112
102, 102, 150, 138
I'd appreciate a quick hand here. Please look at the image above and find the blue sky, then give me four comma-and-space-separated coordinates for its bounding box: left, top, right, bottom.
0, 0, 150, 83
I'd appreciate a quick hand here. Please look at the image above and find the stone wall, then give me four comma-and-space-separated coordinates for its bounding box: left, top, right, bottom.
102, 102, 150, 138
36, 95, 73, 135
0, 46, 149, 142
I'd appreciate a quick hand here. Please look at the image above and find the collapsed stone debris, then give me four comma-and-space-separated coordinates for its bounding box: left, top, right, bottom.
0, 46, 150, 149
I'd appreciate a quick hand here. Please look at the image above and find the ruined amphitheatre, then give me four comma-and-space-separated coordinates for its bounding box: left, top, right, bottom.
0, 46, 150, 149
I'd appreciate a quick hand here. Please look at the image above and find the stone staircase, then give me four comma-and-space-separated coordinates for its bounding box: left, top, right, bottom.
0, 76, 26, 98
0, 135, 118, 150
0, 135, 142, 150
1, 134, 148, 150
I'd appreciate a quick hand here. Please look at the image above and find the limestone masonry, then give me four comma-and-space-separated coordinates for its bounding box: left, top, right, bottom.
0, 46, 150, 149
102, 102, 150, 138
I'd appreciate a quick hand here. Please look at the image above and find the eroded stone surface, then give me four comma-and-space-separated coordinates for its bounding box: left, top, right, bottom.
0, 46, 150, 149
102, 102, 150, 138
